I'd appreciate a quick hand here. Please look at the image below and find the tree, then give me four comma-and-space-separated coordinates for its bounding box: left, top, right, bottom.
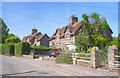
7, 34, 15, 38
75, 14, 91, 52
0, 18, 9, 44
75, 12, 111, 52
110, 37, 118, 47
5, 36, 21, 44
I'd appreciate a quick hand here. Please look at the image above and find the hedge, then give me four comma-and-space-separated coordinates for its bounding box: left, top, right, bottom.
15, 42, 31, 56
0, 44, 6, 54
15, 42, 23, 56
31, 45, 51, 49
5, 43, 15, 56
0, 44, 2, 54
30, 45, 51, 55
22, 42, 31, 55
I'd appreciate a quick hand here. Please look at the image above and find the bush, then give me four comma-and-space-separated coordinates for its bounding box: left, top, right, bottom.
22, 42, 31, 55
31, 45, 51, 49
5, 36, 21, 44
0, 44, 2, 54
99, 50, 108, 66
1, 44, 6, 54
56, 53, 73, 64
5, 43, 15, 56
15, 42, 23, 56
15, 42, 31, 56
31, 45, 51, 55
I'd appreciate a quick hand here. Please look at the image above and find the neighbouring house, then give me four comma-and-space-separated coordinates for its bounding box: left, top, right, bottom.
49, 15, 113, 51
22, 27, 49, 47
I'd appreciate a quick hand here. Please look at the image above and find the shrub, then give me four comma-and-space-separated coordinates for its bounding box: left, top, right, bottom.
56, 53, 73, 64
99, 50, 108, 66
0, 44, 2, 55
5, 36, 21, 44
31, 45, 50, 49
30, 52, 34, 56
1, 44, 6, 54
22, 42, 31, 55
15, 42, 23, 56
5, 43, 15, 56
31, 45, 51, 55
87, 47, 91, 53
15, 42, 31, 56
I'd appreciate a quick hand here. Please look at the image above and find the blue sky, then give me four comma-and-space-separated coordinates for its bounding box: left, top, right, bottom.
2, 2, 118, 39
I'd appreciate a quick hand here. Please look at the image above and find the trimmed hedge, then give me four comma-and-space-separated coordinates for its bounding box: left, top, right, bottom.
22, 42, 31, 55
1, 44, 6, 54
0, 44, 2, 54
5, 43, 15, 56
31, 45, 51, 49
31, 45, 51, 55
15, 42, 23, 56
15, 42, 31, 56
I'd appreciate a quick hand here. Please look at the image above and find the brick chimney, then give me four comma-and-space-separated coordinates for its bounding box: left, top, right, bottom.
69, 15, 78, 26
32, 27, 37, 35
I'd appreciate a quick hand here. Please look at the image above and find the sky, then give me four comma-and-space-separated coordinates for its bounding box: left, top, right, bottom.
2, 2, 118, 39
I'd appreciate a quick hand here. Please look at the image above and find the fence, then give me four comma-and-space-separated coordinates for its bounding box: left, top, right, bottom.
31, 45, 120, 71
114, 55, 120, 69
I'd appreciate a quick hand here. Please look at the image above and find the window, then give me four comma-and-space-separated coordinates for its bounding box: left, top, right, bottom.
66, 33, 69, 39
56, 36, 59, 41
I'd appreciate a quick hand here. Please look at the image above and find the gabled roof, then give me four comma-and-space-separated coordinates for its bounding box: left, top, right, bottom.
36, 34, 45, 40
49, 21, 82, 40
26, 32, 42, 42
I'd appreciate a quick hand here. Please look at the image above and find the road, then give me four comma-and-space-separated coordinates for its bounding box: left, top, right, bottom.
0, 55, 118, 76
0, 55, 70, 76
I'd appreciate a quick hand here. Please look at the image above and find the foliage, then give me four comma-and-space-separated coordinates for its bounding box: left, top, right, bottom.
5, 36, 21, 44
110, 37, 118, 47
0, 44, 6, 54
75, 34, 90, 52
15, 42, 23, 56
56, 53, 73, 64
0, 44, 2, 54
87, 47, 91, 53
5, 43, 15, 56
0, 18, 9, 44
29, 52, 34, 56
22, 42, 31, 55
93, 35, 108, 49
31, 45, 50, 49
75, 12, 111, 52
7, 34, 15, 38
105, 37, 118, 50
15, 42, 31, 56
118, 34, 120, 57
99, 50, 108, 66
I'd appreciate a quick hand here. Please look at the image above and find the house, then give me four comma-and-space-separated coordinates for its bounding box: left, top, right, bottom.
49, 15, 113, 51
22, 27, 49, 47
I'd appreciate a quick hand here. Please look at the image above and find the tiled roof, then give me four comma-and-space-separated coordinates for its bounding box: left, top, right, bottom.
73, 21, 81, 27
49, 36, 55, 40
36, 34, 46, 40
26, 32, 42, 41
49, 21, 82, 40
